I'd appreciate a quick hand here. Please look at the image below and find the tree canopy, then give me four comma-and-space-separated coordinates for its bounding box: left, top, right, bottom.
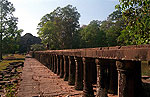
79, 20, 107, 48
37, 5, 80, 49
37, 1, 150, 50
117, 0, 150, 45
0, 0, 22, 59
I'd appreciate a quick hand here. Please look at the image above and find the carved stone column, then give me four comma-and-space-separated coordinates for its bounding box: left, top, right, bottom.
41, 54, 44, 64
43, 54, 46, 65
95, 59, 108, 97
41, 54, 44, 65
39, 54, 42, 63
37, 53, 39, 61
92, 59, 97, 84
63, 56, 69, 81
49, 55, 52, 70
108, 60, 118, 94
51, 55, 54, 72
116, 60, 141, 97
59, 55, 64, 78
47, 54, 51, 69
43, 54, 46, 66
45, 54, 48, 67
54, 55, 57, 74
68, 56, 75, 85
83, 57, 94, 97
57, 55, 60, 75
53, 55, 56, 72
74, 56, 83, 90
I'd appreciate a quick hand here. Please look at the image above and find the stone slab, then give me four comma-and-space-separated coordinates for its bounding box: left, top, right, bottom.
17, 57, 83, 97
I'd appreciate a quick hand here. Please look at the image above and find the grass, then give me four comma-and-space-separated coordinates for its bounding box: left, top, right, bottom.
0, 60, 24, 71
2, 54, 25, 59
12, 54, 25, 59
0, 54, 25, 71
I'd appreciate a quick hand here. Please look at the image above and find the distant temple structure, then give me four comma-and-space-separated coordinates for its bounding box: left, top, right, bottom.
19, 33, 41, 53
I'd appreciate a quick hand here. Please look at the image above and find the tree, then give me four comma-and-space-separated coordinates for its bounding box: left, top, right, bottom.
100, 9, 125, 46
117, 0, 150, 45
2, 29, 23, 54
37, 5, 80, 49
31, 44, 45, 51
0, 0, 22, 59
79, 20, 107, 48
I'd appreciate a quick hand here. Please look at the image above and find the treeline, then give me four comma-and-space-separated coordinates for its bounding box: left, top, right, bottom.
37, 0, 150, 50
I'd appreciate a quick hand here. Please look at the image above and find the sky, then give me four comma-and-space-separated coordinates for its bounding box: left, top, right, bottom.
9, 0, 119, 36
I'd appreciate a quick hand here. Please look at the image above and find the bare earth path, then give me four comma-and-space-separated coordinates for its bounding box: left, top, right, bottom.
17, 57, 83, 97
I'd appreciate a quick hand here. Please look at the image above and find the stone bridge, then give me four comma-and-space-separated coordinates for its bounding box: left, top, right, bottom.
29, 44, 150, 97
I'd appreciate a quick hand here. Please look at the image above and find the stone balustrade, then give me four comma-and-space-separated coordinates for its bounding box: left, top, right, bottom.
29, 44, 150, 97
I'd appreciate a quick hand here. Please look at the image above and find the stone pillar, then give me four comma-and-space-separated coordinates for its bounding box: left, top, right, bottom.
49, 55, 52, 70
51, 55, 54, 71
43, 54, 46, 66
47, 54, 51, 69
95, 59, 108, 97
54, 55, 57, 74
83, 57, 94, 97
37, 53, 39, 61
43, 54, 45, 64
45, 54, 48, 66
74, 56, 83, 90
63, 56, 69, 81
53, 55, 55, 72
59, 55, 64, 78
41, 54, 44, 65
57, 55, 60, 75
41, 54, 43, 64
68, 56, 76, 85
108, 60, 118, 94
92, 59, 97, 84
39, 54, 42, 63
52, 55, 55, 72
116, 60, 141, 97
45, 54, 48, 67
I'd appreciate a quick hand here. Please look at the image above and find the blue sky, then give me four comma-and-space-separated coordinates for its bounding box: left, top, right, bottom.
9, 0, 119, 36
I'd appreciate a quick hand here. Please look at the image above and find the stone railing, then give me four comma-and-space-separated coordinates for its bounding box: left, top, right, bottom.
29, 44, 150, 97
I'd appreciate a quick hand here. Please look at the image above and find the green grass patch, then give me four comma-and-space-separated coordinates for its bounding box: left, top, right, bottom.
0, 60, 24, 71
13, 54, 25, 59
3, 54, 25, 59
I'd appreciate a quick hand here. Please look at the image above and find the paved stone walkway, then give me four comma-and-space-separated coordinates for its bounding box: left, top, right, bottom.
17, 57, 83, 97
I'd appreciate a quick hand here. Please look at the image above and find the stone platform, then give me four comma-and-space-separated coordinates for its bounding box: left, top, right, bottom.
17, 57, 83, 97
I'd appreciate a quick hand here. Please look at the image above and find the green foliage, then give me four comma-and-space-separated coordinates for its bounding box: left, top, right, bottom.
31, 44, 45, 51
100, 9, 125, 46
37, 5, 80, 49
0, 0, 23, 55
117, 0, 150, 45
79, 20, 107, 48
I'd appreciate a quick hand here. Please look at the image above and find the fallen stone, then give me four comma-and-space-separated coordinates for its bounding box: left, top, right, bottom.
4, 74, 12, 78
0, 81, 6, 85
13, 79, 18, 83
0, 81, 11, 85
